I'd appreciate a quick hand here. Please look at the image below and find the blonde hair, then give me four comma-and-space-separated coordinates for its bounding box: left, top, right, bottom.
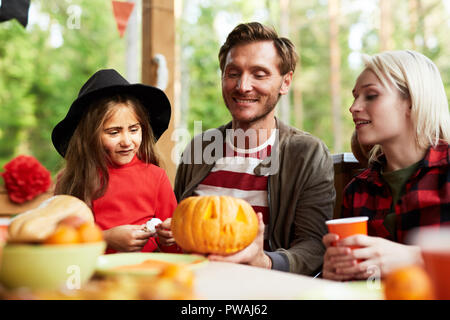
361, 50, 450, 162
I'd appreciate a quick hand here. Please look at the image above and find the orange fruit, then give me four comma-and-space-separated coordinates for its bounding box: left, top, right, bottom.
44, 225, 80, 245
384, 265, 435, 300
77, 222, 103, 243
158, 264, 194, 288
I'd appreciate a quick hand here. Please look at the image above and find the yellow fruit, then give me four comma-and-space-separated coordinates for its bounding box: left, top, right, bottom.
44, 225, 80, 245
158, 264, 195, 288
384, 265, 434, 300
77, 222, 103, 243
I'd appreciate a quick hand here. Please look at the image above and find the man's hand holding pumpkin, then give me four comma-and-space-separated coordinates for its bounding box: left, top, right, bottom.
207, 212, 272, 269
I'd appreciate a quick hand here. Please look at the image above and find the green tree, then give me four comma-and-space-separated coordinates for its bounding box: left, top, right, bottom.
179, 0, 274, 136
0, 0, 125, 175
181, 3, 229, 134
0, 21, 37, 162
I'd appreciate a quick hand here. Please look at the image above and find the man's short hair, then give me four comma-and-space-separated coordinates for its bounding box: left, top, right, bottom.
218, 22, 298, 75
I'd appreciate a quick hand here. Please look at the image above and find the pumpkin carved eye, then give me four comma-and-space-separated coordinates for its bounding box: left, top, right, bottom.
236, 207, 247, 223
171, 195, 259, 255
203, 201, 218, 220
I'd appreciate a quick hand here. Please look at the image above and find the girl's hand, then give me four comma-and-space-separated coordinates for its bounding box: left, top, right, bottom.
103, 225, 152, 252
155, 218, 176, 246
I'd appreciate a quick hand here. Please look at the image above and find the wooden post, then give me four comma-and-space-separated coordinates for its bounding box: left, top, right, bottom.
126, 0, 139, 83
409, 0, 418, 50
291, 17, 304, 130
380, 0, 393, 51
142, 0, 177, 186
278, 0, 290, 125
328, 0, 342, 152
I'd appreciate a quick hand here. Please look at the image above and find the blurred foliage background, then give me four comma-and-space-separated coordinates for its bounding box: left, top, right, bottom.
0, 0, 125, 175
1, 0, 450, 177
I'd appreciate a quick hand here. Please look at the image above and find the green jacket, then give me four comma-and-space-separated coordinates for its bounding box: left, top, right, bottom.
174, 119, 335, 275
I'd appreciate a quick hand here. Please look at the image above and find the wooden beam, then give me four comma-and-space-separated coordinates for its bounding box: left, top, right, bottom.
142, 0, 176, 186
328, 0, 343, 152
278, 0, 290, 124
380, 0, 393, 51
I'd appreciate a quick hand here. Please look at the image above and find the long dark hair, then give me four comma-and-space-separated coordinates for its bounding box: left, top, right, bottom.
54, 94, 160, 207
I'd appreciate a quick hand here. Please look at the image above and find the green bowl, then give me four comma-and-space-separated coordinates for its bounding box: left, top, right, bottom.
0, 241, 106, 290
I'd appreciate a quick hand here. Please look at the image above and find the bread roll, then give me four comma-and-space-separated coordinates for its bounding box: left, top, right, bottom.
8, 195, 94, 243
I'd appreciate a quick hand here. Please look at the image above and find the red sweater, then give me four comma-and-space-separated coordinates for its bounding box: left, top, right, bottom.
92, 155, 179, 253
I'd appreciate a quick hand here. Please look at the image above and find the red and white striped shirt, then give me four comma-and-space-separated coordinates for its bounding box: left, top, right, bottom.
194, 131, 275, 243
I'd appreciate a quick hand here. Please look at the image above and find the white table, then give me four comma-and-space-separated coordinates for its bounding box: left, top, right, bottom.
194, 261, 383, 300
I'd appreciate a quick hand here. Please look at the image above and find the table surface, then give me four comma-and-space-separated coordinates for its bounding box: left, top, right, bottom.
193, 261, 383, 300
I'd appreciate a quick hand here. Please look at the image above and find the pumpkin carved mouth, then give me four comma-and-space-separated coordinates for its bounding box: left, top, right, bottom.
171, 195, 259, 255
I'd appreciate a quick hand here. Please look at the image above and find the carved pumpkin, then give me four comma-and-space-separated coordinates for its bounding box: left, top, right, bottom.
171, 195, 259, 255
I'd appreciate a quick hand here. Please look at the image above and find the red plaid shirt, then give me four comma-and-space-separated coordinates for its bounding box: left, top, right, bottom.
342, 141, 450, 244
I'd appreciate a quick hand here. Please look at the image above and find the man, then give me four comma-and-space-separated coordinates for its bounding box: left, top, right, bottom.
159, 22, 335, 275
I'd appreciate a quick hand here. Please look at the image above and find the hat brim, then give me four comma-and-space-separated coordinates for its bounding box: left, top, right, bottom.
52, 84, 171, 157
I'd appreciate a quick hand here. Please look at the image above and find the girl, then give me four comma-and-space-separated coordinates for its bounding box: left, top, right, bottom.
323, 50, 450, 280
52, 69, 179, 253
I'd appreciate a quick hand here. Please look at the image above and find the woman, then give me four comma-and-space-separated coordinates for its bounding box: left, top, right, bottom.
323, 50, 450, 280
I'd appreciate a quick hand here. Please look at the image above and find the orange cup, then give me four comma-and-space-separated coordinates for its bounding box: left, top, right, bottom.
326, 216, 368, 249
411, 226, 450, 300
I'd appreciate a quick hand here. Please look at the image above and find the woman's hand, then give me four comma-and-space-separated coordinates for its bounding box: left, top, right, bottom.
103, 225, 152, 252
322, 233, 423, 281
207, 212, 272, 269
155, 218, 176, 246
322, 233, 358, 281
333, 235, 423, 279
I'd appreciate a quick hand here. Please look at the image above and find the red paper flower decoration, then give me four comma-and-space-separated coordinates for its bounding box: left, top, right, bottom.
1, 155, 52, 204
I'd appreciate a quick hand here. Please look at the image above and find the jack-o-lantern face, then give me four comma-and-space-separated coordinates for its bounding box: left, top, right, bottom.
171, 196, 259, 255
